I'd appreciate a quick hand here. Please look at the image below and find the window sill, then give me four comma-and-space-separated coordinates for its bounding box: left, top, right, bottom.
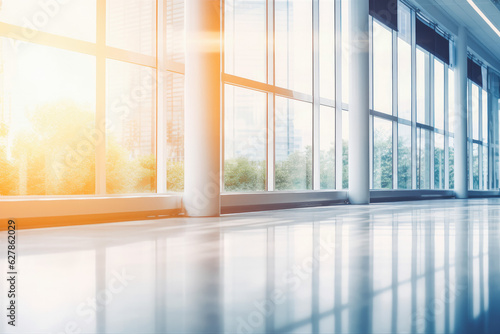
0, 194, 183, 228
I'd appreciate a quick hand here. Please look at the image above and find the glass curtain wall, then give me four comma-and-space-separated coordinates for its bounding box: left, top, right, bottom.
0, 0, 185, 196
467, 65, 491, 190
371, 4, 457, 192
223, 0, 336, 192
372, 20, 394, 189
224, 0, 479, 194
397, 3, 412, 190
1, 1, 499, 201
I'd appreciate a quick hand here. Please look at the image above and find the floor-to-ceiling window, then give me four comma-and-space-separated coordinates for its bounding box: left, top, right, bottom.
4, 1, 499, 201
416, 48, 431, 189
223, 0, 482, 196
0, 0, 185, 196
434, 59, 445, 189
223, 0, 338, 192
493, 84, 500, 189
397, 3, 412, 190
448, 67, 455, 189
370, 4, 457, 193
467, 57, 491, 190
371, 19, 394, 189
370, 4, 455, 192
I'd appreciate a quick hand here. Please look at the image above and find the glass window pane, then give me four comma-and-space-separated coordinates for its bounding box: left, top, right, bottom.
417, 127, 431, 189
417, 49, 430, 124
497, 98, 500, 189
342, 0, 349, 104
482, 89, 488, 143
275, 0, 312, 94
434, 133, 444, 189
449, 68, 455, 133
398, 29, 411, 120
373, 21, 393, 115
0, 0, 96, 42
373, 118, 393, 189
449, 136, 454, 189
320, 106, 335, 189
276, 97, 312, 190
225, 0, 266, 82
472, 143, 479, 189
107, 0, 156, 56
483, 145, 488, 190
0, 39, 96, 196
166, 0, 185, 64
164, 71, 184, 192
342, 109, 349, 189
434, 59, 445, 130
467, 141, 470, 186
320, 0, 335, 100
398, 123, 411, 189
106, 60, 156, 194
224, 85, 267, 192
398, 3, 411, 43
471, 83, 479, 140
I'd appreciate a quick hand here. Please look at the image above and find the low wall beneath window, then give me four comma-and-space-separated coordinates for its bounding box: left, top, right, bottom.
0, 195, 183, 230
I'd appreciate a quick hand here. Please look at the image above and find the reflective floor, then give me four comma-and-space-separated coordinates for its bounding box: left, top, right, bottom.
1, 198, 500, 333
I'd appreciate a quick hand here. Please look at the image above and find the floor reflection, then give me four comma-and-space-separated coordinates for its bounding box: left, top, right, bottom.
1, 199, 500, 333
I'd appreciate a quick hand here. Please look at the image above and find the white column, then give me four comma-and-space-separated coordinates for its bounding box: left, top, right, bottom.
184, 0, 221, 216
454, 26, 468, 199
348, 0, 370, 204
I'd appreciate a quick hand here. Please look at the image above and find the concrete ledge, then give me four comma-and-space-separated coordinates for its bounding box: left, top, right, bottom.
221, 191, 349, 214
468, 190, 500, 198
0, 195, 183, 229
370, 190, 455, 203
1, 209, 182, 231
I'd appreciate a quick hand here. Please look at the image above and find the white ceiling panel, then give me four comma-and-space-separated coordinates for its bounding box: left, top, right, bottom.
408, 0, 500, 70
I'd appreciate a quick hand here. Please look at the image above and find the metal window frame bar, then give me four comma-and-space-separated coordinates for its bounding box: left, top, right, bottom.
222, 73, 313, 103
0, 21, 183, 74
371, 110, 398, 122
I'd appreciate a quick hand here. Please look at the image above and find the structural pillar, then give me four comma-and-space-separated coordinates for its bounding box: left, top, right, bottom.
184, 0, 221, 216
348, 0, 370, 204
454, 26, 468, 199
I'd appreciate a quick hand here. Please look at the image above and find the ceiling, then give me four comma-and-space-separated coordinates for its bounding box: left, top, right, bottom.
409, 0, 500, 71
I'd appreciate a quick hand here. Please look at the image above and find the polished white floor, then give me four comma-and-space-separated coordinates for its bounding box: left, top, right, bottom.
1, 198, 500, 333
